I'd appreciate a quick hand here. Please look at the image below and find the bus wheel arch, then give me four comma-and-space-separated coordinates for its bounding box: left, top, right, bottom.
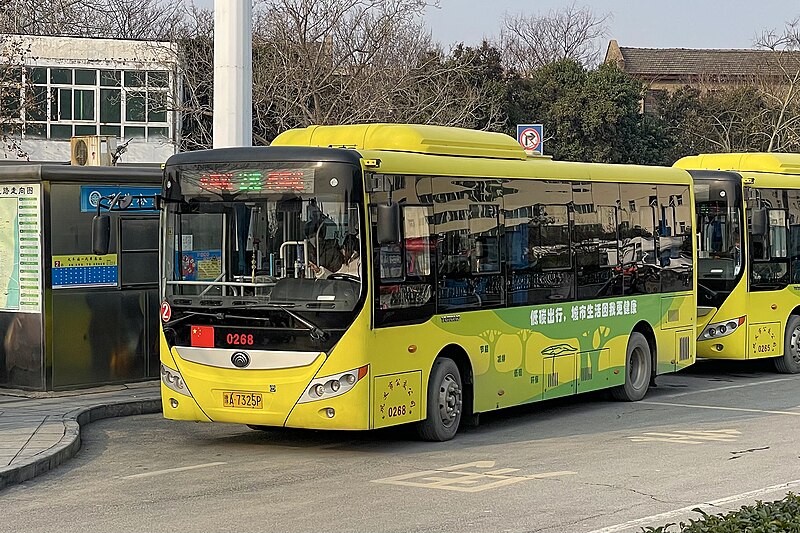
611, 322, 654, 402
632, 320, 657, 379
777, 314, 800, 374
417, 344, 472, 441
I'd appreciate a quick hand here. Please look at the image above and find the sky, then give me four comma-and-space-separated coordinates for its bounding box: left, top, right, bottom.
423, 0, 799, 50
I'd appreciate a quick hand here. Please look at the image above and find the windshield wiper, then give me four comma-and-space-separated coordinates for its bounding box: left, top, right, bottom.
166, 310, 226, 326
230, 303, 328, 341
166, 306, 327, 341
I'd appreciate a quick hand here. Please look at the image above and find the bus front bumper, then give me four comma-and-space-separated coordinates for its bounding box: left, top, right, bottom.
161, 347, 370, 430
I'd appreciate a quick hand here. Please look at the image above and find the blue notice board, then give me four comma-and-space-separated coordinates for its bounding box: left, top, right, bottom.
80, 185, 160, 212
52, 254, 119, 288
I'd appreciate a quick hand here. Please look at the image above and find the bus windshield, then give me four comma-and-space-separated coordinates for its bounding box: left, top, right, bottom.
695, 180, 743, 280
164, 162, 363, 312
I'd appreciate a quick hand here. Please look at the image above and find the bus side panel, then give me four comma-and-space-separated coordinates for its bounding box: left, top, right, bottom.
432, 292, 677, 414
657, 293, 697, 373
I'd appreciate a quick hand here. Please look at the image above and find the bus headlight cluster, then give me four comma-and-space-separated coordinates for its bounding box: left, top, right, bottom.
298, 365, 368, 404
161, 363, 193, 397
700, 316, 745, 340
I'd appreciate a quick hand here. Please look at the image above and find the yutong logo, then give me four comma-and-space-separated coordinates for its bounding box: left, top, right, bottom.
231, 351, 251, 368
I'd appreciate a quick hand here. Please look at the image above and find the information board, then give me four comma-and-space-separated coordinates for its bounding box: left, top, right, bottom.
52, 254, 119, 288
0, 183, 42, 313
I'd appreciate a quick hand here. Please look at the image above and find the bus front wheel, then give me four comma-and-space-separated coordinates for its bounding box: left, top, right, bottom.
776, 315, 800, 374
611, 332, 651, 401
417, 358, 463, 441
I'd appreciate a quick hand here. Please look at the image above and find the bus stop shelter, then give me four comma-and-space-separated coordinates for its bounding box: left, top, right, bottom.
0, 163, 162, 390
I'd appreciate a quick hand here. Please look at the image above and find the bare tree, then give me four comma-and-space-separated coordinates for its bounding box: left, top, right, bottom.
0, 35, 33, 158
500, 3, 609, 75
754, 17, 800, 152
247, 0, 503, 143
0, 0, 185, 40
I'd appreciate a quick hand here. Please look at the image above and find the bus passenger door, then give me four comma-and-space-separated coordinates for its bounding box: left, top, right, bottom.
747, 188, 789, 359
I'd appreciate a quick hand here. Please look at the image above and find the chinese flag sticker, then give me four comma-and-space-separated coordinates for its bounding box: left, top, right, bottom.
191, 325, 215, 348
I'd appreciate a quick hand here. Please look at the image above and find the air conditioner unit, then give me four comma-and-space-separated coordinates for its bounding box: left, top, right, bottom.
70, 135, 117, 166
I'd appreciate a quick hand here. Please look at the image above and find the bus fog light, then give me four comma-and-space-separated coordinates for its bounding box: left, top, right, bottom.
325, 408, 335, 418
299, 365, 369, 404
161, 363, 192, 397
170, 398, 179, 409
700, 316, 745, 341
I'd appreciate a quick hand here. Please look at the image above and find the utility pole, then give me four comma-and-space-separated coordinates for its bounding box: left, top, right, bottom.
213, 0, 253, 148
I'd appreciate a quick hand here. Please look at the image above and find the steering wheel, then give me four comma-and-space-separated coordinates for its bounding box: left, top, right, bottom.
328, 273, 360, 282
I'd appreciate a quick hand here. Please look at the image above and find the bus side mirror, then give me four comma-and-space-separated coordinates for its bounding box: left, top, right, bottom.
377, 203, 401, 244
751, 208, 768, 237
92, 214, 111, 255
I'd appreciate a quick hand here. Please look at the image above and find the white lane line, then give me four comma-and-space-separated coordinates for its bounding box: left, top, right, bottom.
121, 461, 227, 480
640, 401, 800, 416
658, 377, 796, 399
584, 478, 800, 533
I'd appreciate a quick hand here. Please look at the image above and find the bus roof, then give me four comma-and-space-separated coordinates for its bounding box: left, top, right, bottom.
271, 123, 528, 161
272, 123, 691, 185
674, 153, 800, 175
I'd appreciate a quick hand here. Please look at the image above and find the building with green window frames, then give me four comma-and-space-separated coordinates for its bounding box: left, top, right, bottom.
2, 35, 178, 163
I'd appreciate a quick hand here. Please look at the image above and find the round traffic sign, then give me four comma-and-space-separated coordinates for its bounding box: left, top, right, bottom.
519, 127, 541, 151
160, 300, 172, 322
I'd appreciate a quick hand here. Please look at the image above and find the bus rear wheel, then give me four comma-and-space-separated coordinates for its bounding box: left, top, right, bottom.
417, 358, 462, 441
776, 315, 800, 374
611, 332, 651, 401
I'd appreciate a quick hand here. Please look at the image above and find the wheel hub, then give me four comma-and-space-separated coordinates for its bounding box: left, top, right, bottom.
438, 373, 462, 428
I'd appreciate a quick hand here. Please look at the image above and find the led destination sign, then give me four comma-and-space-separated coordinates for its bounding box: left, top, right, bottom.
188, 169, 316, 195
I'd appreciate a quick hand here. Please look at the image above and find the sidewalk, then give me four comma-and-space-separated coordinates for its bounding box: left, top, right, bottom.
0, 381, 161, 491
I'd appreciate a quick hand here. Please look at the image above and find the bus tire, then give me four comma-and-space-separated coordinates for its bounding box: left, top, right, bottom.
611, 332, 651, 401
417, 358, 463, 441
776, 315, 800, 374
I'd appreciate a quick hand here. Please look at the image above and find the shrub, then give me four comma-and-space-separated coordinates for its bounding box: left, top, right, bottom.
642, 493, 800, 532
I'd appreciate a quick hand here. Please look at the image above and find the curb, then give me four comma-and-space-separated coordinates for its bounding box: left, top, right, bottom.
0, 398, 162, 491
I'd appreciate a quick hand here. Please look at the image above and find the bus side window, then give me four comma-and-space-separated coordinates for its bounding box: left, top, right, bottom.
788, 191, 800, 283
370, 175, 437, 327
619, 183, 659, 296
504, 179, 573, 306
434, 177, 504, 310
749, 188, 789, 289
658, 184, 693, 293
573, 182, 621, 300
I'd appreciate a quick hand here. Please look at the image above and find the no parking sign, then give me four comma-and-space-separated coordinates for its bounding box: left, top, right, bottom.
517, 124, 543, 153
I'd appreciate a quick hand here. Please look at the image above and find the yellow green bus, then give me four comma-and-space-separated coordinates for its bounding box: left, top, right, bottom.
159, 124, 696, 441
675, 153, 800, 373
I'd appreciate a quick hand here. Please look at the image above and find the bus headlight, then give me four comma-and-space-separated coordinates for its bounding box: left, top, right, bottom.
298, 365, 368, 404
700, 316, 745, 340
161, 363, 193, 397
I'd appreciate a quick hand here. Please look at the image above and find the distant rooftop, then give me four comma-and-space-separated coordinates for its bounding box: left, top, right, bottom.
605, 39, 800, 79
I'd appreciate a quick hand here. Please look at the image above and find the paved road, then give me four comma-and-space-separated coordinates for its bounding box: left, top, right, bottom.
3, 360, 800, 533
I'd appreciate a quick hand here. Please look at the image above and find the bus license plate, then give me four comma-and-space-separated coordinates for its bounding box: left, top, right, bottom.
222, 391, 263, 409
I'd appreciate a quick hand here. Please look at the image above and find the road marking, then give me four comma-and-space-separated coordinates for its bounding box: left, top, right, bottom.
584, 478, 800, 533
658, 377, 796, 399
372, 461, 575, 493
121, 461, 227, 480
628, 429, 740, 445
641, 401, 800, 416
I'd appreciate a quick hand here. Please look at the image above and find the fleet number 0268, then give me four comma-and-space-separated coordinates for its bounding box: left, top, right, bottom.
226, 333, 254, 346
387, 405, 407, 417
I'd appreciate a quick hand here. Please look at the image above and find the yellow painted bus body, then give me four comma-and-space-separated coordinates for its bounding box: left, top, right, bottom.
162, 124, 697, 435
